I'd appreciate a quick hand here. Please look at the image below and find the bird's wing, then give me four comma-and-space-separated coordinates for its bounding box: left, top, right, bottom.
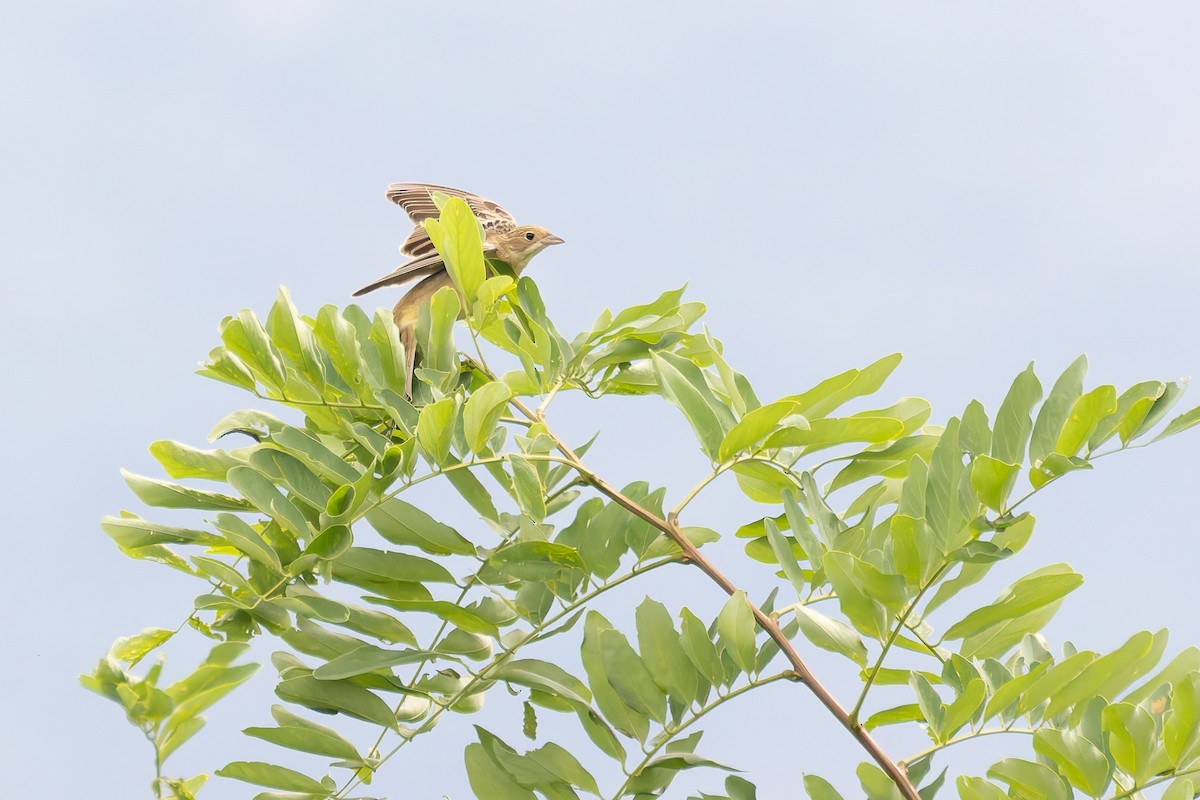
353, 241, 500, 297
387, 182, 517, 257
352, 252, 447, 296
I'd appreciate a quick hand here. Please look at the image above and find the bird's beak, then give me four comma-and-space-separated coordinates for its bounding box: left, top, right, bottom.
543, 233, 565, 246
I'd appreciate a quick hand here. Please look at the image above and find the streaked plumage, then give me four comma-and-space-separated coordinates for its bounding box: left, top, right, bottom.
354, 183, 564, 397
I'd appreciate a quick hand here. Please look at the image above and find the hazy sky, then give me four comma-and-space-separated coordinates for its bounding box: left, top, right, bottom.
4, 3, 1199, 798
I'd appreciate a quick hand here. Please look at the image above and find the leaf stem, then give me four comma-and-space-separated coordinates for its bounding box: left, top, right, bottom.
670, 465, 730, 519
609, 671, 793, 800
898, 726, 1036, 768
1109, 765, 1200, 799
851, 563, 950, 723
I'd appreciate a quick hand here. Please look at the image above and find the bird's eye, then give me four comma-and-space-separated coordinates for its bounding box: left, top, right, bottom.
524, 231, 535, 241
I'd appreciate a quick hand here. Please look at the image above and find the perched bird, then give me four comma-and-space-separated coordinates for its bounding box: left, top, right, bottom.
353, 183, 564, 398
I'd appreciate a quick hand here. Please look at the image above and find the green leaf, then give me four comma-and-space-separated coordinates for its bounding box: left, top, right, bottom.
679, 608, 725, 687
163, 656, 259, 730
642, 524, 720, 560
925, 417, 967, 548
243, 706, 361, 761
102, 514, 222, 549
1165, 673, 1200, 768
443, 461, 500, 522
803, 774, 846, 800
213, 513, 283, 573
267, 286, 326, 387
1103, 702, 1158, 784
718, 401, 803, 461
509, 455, 547, 521
123, 470, 254, 512
580, 612, 650, 741
311, 644, 434, 680
956, 776, 1008, 800
311, 305, 371, 399
764, 517, 806, 596
763, 415, 904, 452
939, 678, 985, 740
716, 591, 758, 674
910, 672, 945, 737
365, 498, 474, 556
1043, 629, 1168, 718
1126, 379, 1184, 442
334, 546, 455, 585
599, 629, 667, 724
464, 742, 536, 800
366, 597, 498, 637
491, 659, 592, 706
110, 628, 174, 665
986, 758, 1070, 800
925, 513, 1036, 615
1014, 651, 1095, 717
224, 309, 287, 389
274, 675, 399, 731
969, 456, 1020, 513
782, 489, 824, 566
149, 440, 242, 481
269, 426, 363, 484
1032, 729, 1111, 797
1125, 646, 1200, 705
464, 382, 513, 454
785, 353, 902, 419
304, 524, 352, 561
157, 716, 205, 762
1056, 384, 1117, 457
214, 761, 331, 794
863, 704, 924, 731
248, 449, 332, 510
636, 599, 701, 707
487, 540, 586, 582
1029, 355, 1087, 466
1164, 778, 1198, 800
824, 551, 888, 640
423, 196, 486, 305
889, 514, 933, 589
652, 351, 735, 459
227, 465, 312, 541
856, 762, 904, 800
991, 363, 1043, 465
526, 741, 601, 796
723, 775, 758, 800
731, 460, 797, 504
792, 604, 867, 667
960, 399, 993, 456
831, 435, 939, 495
1154, 403, 1200, 442
942, 565, 1082, 642
416, 397, 457, 465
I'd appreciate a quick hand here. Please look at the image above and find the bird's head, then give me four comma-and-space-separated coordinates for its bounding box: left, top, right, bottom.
494, 225, 564, 270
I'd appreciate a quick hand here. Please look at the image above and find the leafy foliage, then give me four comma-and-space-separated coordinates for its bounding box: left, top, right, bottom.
86, 197, 1200, 799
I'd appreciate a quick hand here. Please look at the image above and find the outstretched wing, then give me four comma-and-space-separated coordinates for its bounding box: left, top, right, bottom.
352, 243, 502, 297
387, 182, 517, 257
352, 251, 447, 297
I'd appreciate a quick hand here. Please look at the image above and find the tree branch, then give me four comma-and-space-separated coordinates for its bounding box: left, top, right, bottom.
508, 397, 922, 800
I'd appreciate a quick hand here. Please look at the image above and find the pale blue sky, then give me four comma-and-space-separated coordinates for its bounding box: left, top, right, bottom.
4, 3, 1199, 798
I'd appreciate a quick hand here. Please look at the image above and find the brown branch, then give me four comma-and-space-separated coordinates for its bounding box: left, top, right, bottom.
509, 397, 921, 800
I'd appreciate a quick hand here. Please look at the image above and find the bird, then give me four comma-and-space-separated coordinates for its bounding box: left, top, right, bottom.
353, 183, 564, 398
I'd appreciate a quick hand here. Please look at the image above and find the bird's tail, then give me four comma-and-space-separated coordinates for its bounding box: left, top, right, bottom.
401, 324, 417, 400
